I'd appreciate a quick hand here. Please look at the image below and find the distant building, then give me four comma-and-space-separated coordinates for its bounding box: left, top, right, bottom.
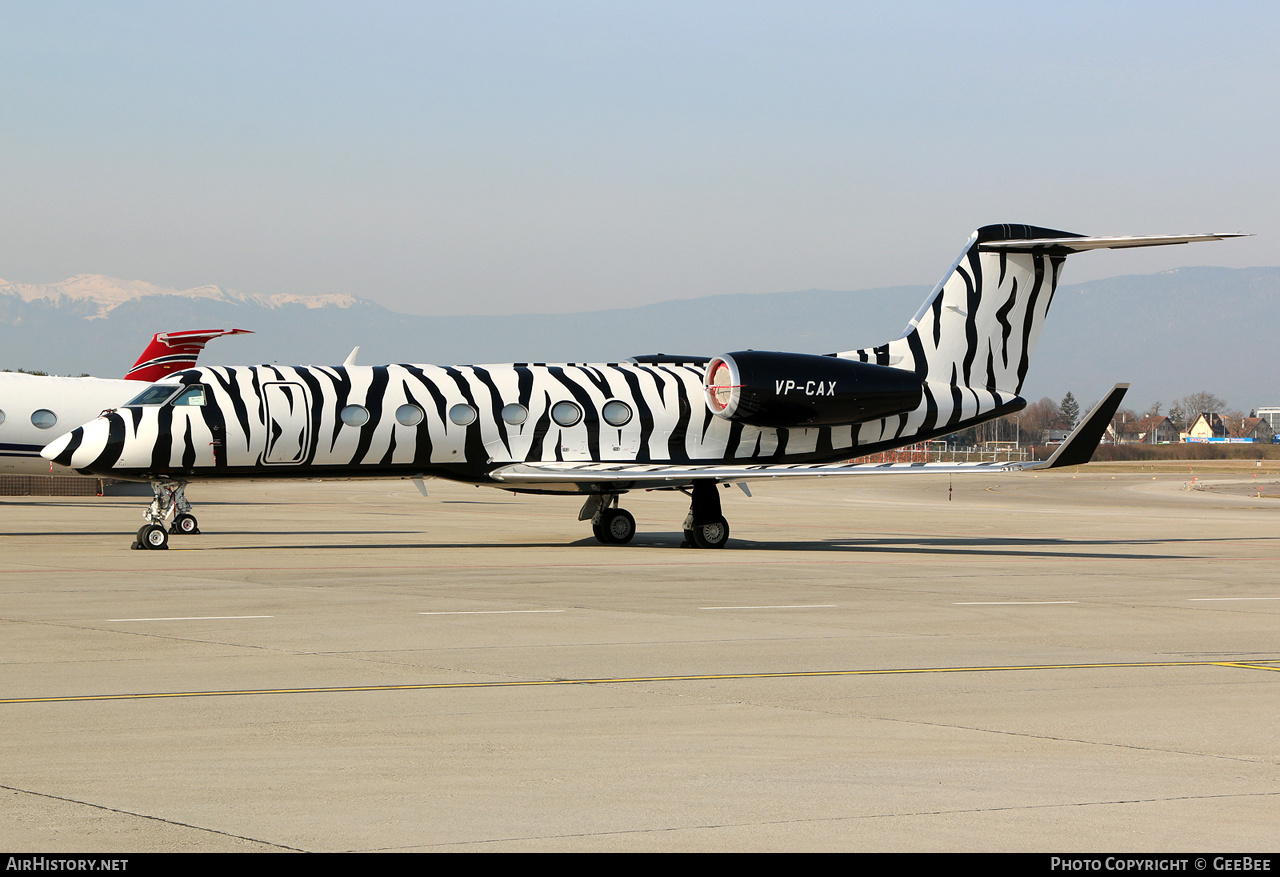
1186, 412, 1227, 440
1103, 414, 1181, 444
1258, 407, 1280, 434
1105, 417, 1142, 443
1228, 417, 1275, 443
1135, 414, 1179, 444
1185, 412, 1275, 443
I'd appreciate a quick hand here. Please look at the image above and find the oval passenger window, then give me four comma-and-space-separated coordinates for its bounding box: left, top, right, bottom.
340, 404, 370, 427
395, 404, 424, 426
602, 400, 632, 427
449, 404, 477, 426
501, 403, 528, 426
551, 401, 582, 427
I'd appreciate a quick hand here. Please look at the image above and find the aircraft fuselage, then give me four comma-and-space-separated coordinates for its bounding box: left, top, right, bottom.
48, 361, 1022, 491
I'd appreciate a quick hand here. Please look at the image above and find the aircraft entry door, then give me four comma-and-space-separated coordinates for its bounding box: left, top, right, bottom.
262, 382, 313, 464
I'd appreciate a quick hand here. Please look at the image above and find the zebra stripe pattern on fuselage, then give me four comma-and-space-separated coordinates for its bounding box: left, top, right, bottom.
48, 358, 1021, 487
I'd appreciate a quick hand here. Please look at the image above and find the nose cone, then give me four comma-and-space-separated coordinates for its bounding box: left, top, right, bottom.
40, 428, 78, 464
41, 417, 113, 470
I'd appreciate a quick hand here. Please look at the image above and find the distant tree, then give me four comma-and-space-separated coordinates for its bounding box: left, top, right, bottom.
1178, 391, 1227, 416
1145, 400, 1162, 418
1168, 391, 1227, 431
1060, 391, 1080, 428
1019, 397, 1061, 444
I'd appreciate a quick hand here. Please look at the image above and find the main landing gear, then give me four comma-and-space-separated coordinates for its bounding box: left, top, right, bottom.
580, 494, 637, 545
681, 480, 730, 549
131, 480, 201, 550
582, 480, 731, 549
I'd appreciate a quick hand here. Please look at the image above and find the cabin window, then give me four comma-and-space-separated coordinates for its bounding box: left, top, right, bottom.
449, 403, 477, 426
395, 404, 424, 427
602, 400, 632, 427
0, 409, 5, 425
126, 385, 181, 406
501, 403, 528, 426
340, 404, 370, 427
551, 400, 582, 427
171, 385, 207, 406
31, 409, 58, 429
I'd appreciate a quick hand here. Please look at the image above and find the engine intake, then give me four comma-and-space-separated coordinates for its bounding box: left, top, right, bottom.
704, 351, 924, 427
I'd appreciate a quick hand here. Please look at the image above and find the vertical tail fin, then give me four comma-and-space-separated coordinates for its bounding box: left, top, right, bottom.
839, 224, 1077, 394
125, 328, 253, 382
838, 225, 1246, 395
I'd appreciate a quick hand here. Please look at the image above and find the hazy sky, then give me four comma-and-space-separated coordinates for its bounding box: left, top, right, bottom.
2, 1, 1275, 316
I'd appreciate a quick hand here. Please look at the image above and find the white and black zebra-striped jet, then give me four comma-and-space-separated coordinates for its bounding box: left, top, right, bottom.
42, 224, 1243, 549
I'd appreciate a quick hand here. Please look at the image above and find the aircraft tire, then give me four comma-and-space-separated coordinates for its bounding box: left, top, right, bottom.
137, 524, 169, 550
689, 516, 730, 549
593, 508, 636, 545
604, 508, 635, 544
171, 513, 200, 535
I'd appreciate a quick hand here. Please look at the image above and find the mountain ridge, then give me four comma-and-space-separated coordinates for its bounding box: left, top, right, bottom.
0, 274, 362, 319
2, 267, 1276, 410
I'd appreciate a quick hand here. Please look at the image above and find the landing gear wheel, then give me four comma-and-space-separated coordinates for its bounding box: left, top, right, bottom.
170, 513, 200, 535
593, 508, 636, 545
135, 524, 169, 550
689, 516, 730, 549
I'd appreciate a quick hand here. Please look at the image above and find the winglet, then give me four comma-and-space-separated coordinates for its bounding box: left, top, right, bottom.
1032, 384, 1130, 470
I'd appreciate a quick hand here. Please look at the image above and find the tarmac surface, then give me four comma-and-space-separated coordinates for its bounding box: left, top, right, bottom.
1, 465, 1278, 852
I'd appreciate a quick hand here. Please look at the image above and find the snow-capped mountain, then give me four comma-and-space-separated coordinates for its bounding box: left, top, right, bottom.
0, 275, 362, 319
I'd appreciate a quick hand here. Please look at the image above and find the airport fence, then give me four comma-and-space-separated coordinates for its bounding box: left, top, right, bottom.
857, 444, 1033, 464
0, 475, 107, 496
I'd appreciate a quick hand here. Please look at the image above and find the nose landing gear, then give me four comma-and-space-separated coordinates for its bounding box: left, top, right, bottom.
131, 480, 200, 550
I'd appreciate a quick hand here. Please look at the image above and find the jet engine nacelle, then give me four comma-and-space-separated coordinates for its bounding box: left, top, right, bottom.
703, 350, 925, 427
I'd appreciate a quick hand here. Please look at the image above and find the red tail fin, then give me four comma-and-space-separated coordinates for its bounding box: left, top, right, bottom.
125, 329, 253, 382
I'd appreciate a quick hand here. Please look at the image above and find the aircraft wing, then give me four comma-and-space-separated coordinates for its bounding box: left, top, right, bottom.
490, 385, 1129, 487
491, 458, 1027, 486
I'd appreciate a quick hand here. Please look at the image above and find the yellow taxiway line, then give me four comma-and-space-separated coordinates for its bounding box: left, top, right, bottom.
3, 658, 1277, 705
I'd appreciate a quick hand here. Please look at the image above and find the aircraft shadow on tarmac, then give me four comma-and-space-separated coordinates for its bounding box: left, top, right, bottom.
85, 531, 1280, 560
7, 516, 1279, 559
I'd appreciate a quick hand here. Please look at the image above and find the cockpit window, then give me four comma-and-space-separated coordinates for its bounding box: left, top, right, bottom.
171, 385, 207, 406
125, 385, 181, 406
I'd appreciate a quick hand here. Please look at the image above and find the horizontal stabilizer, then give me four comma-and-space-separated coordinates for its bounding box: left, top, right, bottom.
980, 233, 1248, 253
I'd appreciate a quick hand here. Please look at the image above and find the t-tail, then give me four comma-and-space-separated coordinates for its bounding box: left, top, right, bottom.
837, 224, 1246, 395
126, 329, 253, 382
